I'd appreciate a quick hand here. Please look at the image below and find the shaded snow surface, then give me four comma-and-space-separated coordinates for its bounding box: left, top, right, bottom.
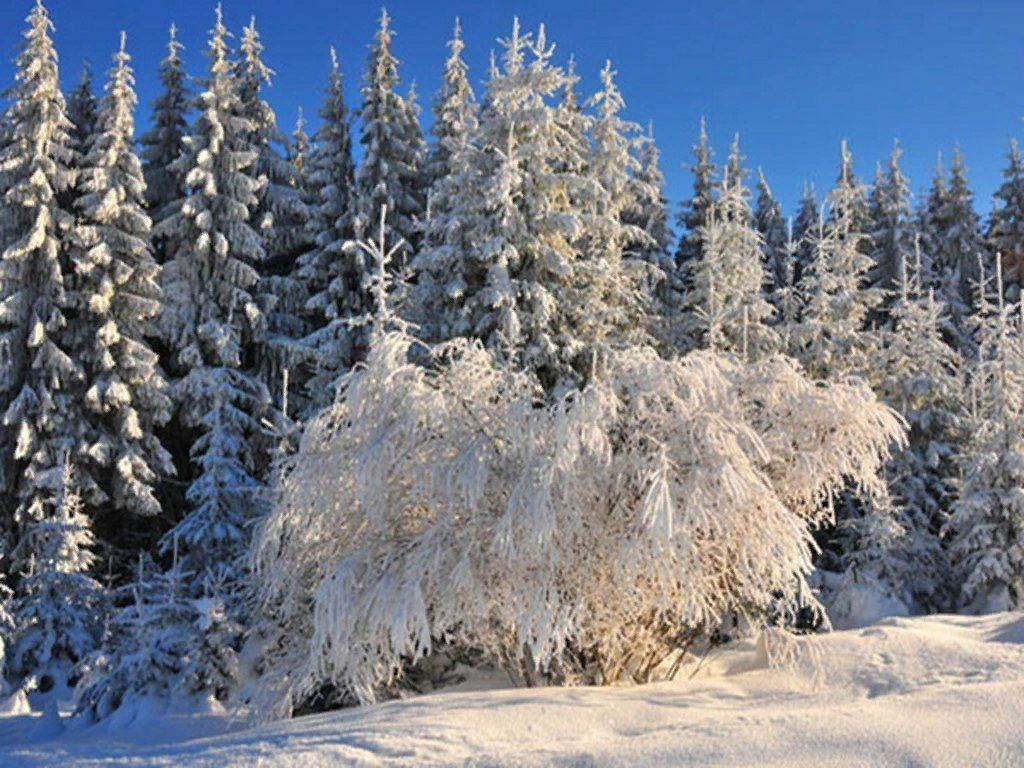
2, 612, 1024, 767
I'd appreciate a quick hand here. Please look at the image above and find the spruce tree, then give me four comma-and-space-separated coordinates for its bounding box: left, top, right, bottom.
988, 140, 1024, 300
353, 9, 425, 267
236, 17, 309, 409
796, 142, 884, 381
919, 147, 984, 348
424, 18, 478, 218
71, 34, 173, 535
753, 169, 787, 300
682, 165, 778, 359
792, 182, 819, 286
873, 252, 963, 609
294, 48, 364, 407
139, 24, 189, 264
868, 142, 915, 310
0, 0, 85, 563
674, 117, 716, 270
157, 6, 272, 588
947, 260, 1024, 611
67, 60, 98, 155
415, 21, 614, 391
625, 124, 673, 266
8, 461, 104, 694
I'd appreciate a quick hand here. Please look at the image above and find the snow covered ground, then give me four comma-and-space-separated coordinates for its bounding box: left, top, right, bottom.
2, 612, 1024, 767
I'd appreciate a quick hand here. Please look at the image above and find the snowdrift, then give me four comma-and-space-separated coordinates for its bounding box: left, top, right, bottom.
2, 612, 1024, 766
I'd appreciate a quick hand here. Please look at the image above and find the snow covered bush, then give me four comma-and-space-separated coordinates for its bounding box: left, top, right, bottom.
253, 323, 903, 713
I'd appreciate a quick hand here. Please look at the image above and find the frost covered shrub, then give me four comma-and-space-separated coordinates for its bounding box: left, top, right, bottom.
253, 328, 903, 711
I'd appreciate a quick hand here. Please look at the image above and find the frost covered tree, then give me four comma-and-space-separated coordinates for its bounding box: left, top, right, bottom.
947, 260, 1024, 611
682, 166, 778, 360
289, 109, 310, 186
918, 147, 983, 348
988, 140, 1024, 300
860, 252, 963, 610
791, 182, 819, 287
7, 461, 104, 695
75, 553, 193, 720
252, 316, 903, 713
293, 48, 364, 407
0, 0, 85, 559
353, 9, 425, 266
140, 24, 189, 264
416, 22, 625, 391
796, 142, 884, 381
235, 18, 309, 410
157, 6, 272, 588
625, 124, 673, 267
67, 61, 98, 155
70, 33, 173, 534
424, 18, 477, 198
753, 169, 787, 301
868, 143, 915, 311
674, 117, 716, 270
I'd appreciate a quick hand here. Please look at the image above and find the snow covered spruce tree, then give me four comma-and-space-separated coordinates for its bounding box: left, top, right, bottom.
681, 153, 778, 360
988, 139, 1024, 300
795, 141, 884, 381
67, 61, 98, 156
7, 461, 104, 696
791, 182, 819, 287
70, 34, 173, 552
868, 142, 915, 315
424, 18, 478, 198
674, 117, 716, 272
625, 123, 673, 267
140, 24, 189, 265
252, 273, 904, 713
75, 552, 194, 720
918, 147, 983, 350
352, 9, 425, 267
0, 0, 88, 566
417, 22, 636, 391
753, 169, 787, 303
861, 252, 963, 611
294, 48, 363, 409
947, 260, 1024, 611
236, 18, 309, 412
156, 7, 273, 689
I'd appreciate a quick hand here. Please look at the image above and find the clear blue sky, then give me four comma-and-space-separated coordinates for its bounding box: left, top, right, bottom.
4, 0, 1024, 220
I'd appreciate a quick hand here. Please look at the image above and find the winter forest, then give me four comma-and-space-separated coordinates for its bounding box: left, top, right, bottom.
1, 0, 1024, 739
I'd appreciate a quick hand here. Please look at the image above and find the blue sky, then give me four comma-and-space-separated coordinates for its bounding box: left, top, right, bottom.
3, 0, 1023, 220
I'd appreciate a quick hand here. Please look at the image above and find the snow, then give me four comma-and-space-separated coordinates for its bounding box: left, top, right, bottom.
3, 612, 1023, 767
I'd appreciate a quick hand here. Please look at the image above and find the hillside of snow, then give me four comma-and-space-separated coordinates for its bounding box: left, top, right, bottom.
2, 612, 1023, 767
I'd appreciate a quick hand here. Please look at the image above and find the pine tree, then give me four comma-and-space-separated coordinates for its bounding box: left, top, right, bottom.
294, 48, 363, 407
289, 109, 310, 186
674, 117, 716, 270
988, 139, 1024, 300
753, 169, 787, 300
67, 60, 98, 155
156, 6, 272, 586
0, 0, 84, 564
139, 24, 189, 264
8, 461, 104, 694
353, 9, 425, 267
71, 34, 173, 536
682, 165, 778, 359
868, 142, 915, 311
